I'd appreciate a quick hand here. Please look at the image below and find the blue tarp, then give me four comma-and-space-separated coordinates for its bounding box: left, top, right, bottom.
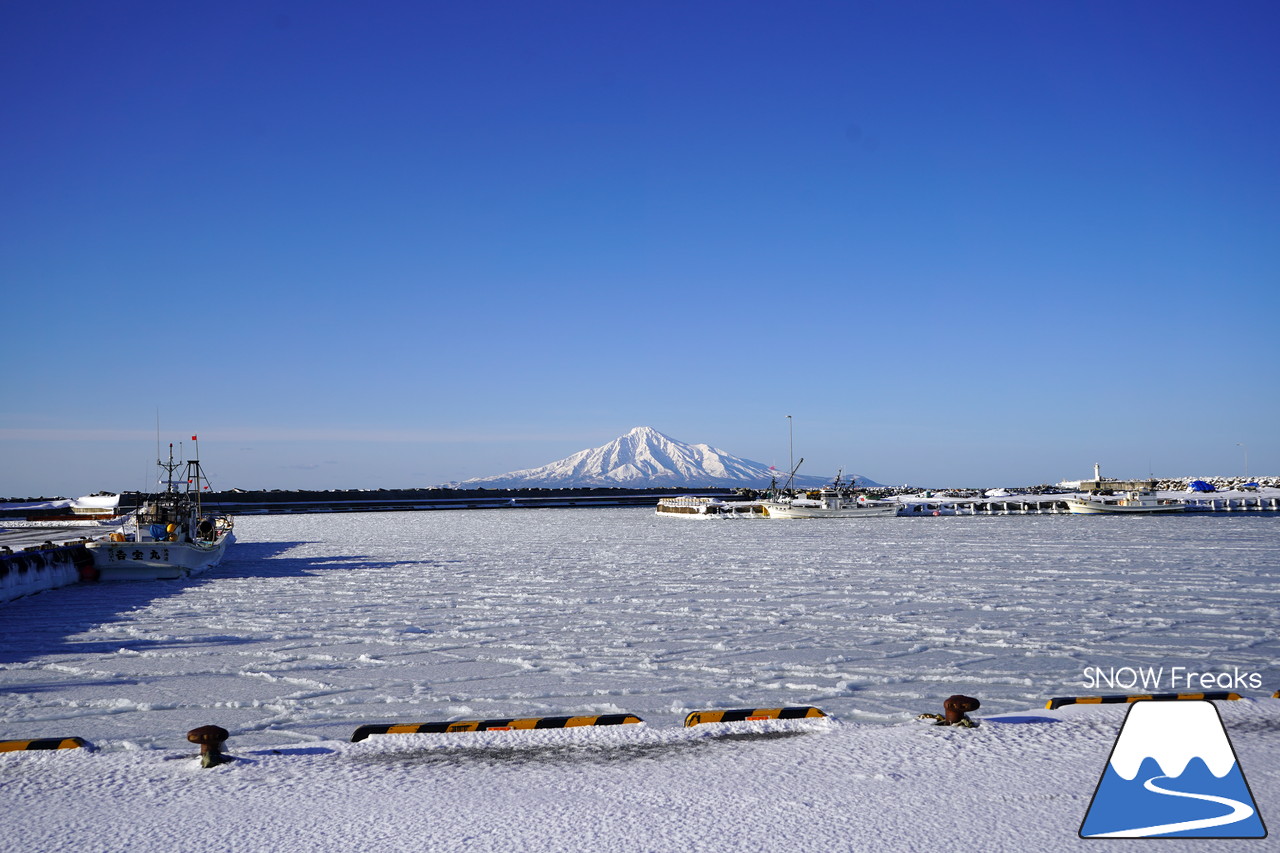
1189, 480, 1215, 492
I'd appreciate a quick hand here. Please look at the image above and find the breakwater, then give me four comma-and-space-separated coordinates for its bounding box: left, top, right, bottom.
33, 485, 1280, 519
118, 486, 735, 516
899, 493, 1280, 515
0, 542, 94, 603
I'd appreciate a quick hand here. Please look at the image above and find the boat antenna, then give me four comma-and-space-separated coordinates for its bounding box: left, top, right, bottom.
160, 442, 180, 493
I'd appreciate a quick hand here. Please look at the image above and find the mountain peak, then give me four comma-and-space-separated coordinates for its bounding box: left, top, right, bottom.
624, 426, 670, 441
462, 428, 841, 489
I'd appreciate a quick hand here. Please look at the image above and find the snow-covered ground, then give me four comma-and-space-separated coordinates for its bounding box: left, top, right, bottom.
3, 509, 1278, 850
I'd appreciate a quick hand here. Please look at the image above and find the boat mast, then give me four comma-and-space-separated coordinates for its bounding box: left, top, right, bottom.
783, 457, 804, 493
189, 435, 203, 516
159, 442, 181, 494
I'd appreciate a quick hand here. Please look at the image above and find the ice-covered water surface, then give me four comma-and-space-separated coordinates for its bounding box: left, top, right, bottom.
1, 509, 1276, 748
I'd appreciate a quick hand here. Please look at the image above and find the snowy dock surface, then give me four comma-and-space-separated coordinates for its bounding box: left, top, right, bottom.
2, 508, 1277, 850
4, 701, 1276, 852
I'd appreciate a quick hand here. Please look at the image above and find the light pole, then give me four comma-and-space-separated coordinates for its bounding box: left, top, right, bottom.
787, 415, 793, 478
1236, 442, 1248, 480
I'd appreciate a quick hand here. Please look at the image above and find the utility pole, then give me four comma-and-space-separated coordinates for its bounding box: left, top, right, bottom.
787, 415, 793, 479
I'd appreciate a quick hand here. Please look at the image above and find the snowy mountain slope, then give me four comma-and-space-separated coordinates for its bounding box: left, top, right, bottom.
463, 426, 873, 488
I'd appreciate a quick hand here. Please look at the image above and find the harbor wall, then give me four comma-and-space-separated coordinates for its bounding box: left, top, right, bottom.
0, 543, 93, 603
113, 487, 736, 516
903, 494, 1280, 515
90, 487, 1280, 518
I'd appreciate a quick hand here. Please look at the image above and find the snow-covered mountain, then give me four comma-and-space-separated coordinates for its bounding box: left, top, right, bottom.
463, 427, 878, 489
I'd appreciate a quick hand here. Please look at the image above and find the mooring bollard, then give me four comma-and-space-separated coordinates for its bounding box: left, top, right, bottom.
943, 694, 980, 726
916, 694, 981, 727
187, 725, 230, 767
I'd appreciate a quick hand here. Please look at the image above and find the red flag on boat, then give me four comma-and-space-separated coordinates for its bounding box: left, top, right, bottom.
192, 435, 198, 441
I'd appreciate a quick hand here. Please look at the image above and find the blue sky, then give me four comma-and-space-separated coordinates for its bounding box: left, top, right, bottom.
3, 1, 1277, 496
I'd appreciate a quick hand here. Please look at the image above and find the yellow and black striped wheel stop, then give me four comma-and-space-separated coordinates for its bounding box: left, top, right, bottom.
351, 714, 642, 742
683, 706, 827, 727
0, 737, 90, 752
1045, 691, 1241, 710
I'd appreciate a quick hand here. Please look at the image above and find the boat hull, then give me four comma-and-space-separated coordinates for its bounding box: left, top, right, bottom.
88, 533, 234, 580
655, 498, 765, 518
1065, 499, 1183, 515
1064, 494, 1182, 514
763, 501, 899, 519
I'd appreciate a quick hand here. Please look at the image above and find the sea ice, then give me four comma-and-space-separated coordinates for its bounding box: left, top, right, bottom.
2, 508, 1277, 850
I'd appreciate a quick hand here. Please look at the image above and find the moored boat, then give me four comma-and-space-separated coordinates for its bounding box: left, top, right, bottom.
70, 492, 122, 517
1065, 489, 1184, 515
761, 468, 899, 519
763, 488, 899, 519
655, 496, 766, 518
86, 439, 234, 579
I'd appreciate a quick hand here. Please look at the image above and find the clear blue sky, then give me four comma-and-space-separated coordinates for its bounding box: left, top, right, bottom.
3, 1, 1277, 496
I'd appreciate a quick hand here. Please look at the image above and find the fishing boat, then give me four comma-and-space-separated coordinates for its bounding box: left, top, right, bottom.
87, 438, 235, 579
762, 470, 899, 519
1065, 489, 1184, 515
655, 496, 766, 518
69, 492, 122, 517
763, 488, 899, 518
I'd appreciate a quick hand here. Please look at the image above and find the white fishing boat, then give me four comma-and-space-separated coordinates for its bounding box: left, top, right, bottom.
69, 492, 122, 517
87, 439, 235, 580
1065, 489, 1184, 515
1063, 464, 1184, 515
762, 467, 899, 519
763, 488, 899, 519
655, 496, 766, 518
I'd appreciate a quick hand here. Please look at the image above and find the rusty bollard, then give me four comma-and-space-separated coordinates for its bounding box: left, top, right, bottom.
943, 694, 980, 726
187, 725, 230, 767
915, 693, 981, 727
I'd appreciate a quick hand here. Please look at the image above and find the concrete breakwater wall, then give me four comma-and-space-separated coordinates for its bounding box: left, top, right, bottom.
100, 485, 1280, 517
1155, 476, 1279, 490
901, 493, 1280, 515
110, 487, 731, 516
0, 543, 94, 603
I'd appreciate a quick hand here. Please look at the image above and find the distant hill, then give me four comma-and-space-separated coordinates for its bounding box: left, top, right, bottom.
462, 426, 881, 489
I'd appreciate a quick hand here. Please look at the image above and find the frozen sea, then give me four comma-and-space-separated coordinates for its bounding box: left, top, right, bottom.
3, 508, 1278, 851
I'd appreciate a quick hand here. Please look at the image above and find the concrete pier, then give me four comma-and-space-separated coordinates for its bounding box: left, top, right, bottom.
897, 492, 1280, 515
